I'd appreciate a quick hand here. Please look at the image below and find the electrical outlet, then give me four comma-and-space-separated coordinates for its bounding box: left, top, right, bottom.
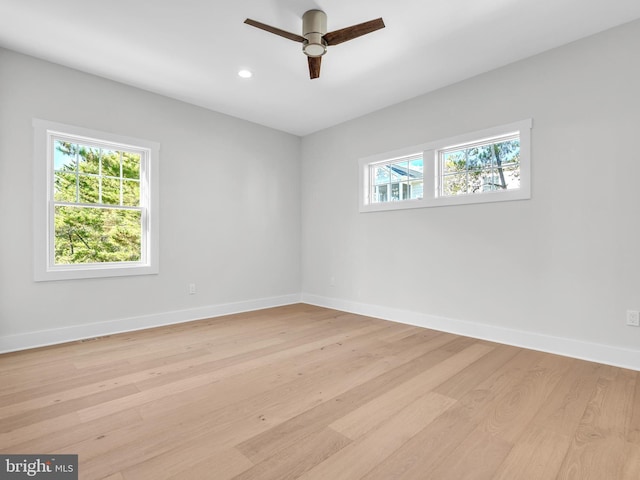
188, 283, 197, 295
626, 310, 640, 327
330, 276, 336, 287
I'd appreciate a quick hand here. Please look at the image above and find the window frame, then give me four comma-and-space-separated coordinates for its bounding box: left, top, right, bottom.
33, 119, 160, 281
359, 119, 532, 212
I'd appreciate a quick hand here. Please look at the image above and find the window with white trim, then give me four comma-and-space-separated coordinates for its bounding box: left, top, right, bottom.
359, 119, 531, 212
33, 119, 159, 281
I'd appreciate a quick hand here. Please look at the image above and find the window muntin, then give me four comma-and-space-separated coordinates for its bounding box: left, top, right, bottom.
359, 119, 531, 212
33, 119, 159, 281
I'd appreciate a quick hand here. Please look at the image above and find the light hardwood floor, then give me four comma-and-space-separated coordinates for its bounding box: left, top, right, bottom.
1, 304, 638, 479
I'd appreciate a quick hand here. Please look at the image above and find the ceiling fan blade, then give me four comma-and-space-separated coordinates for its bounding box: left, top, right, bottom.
244, 19, 305, 43
308, 56, 322, 79
324, 18, 385, 46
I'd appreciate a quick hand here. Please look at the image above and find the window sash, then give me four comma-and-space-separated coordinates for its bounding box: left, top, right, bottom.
367, 154, 424, 204
47, 132, 151, 269
437, 133, 521, 198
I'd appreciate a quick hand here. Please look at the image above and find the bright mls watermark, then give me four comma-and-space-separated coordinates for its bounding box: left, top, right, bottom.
1, 455, 77, 479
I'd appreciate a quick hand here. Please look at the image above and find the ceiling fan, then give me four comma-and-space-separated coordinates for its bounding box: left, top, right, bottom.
244, 10, 385, 79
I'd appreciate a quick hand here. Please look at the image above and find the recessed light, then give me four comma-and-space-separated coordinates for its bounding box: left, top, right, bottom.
238, 69, 252, 78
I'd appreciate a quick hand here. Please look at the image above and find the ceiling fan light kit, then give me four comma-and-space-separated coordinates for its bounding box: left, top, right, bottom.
244, 9, 385, 79
302, 10, 328, 57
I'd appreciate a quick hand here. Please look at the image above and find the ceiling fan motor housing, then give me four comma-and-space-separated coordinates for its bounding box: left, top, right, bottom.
302, 10, 327, 57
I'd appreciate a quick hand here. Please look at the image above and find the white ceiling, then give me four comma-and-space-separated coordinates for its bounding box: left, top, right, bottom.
1, 0, 639, 136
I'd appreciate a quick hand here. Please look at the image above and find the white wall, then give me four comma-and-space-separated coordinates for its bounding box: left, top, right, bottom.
301, 20, 640, 368
0, 49, 301, 350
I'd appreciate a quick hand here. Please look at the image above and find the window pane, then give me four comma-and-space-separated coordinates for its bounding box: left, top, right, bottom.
101, 177, 121, 205
78, 174, 100, 203
122, 179, 140, 207
373, 165, 390, 185
54, 173, 77, 202
54, 206, 141, 265
122, 152, 141, 179
468, 170, 484, 193
102, 149, 121, 177
373, 184, 388, 203
494, 139, 520, 165
409, 180, 423, 199
409, 158, 423, 178
54, 141, 77, 171
390, 162, 409, 182
468, 145, 493, 170
442, 151, 466, 173
78, 146, 100, 175
400, 182, 409, 200
442, 174, 467, 196
481, 169, 503, 191
390, 182, 402, 200
500, 165, 521, 190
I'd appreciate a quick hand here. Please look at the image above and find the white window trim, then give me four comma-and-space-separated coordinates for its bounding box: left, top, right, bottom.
359, 119, 532, 212
33, 119, 160, 281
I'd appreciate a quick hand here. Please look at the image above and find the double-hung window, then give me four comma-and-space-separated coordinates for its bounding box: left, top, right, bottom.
359, 119, 531, 212
33, 119, 159, 281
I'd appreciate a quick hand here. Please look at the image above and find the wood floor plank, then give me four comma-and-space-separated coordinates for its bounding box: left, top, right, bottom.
0, 411, 81, 450
120, 441, 253, 480
100, 473, 124, 480
478, 353, 571, 444
0, 349, 205, 407
330, 343, 492, 440
297, 392, 456, 480
556, 366, 637, 479
527, 359, 602, 436
492, 425, 572, 480
164, 448, 254, 480
0, 384, 140, 433
231, 428, 351, 480
433, 343, 520, 399
0, 304, 637, 479
628, 373, 640, 444
4, 408, 143, 453
427, 428, 514, 480
623, 442, 640, 479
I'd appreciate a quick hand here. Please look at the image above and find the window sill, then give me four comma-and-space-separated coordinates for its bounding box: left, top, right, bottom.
34, 263, 159, 282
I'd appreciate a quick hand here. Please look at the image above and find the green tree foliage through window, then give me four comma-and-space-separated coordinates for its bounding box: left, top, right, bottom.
440, 137, 520, 197
53, 140, 143, 265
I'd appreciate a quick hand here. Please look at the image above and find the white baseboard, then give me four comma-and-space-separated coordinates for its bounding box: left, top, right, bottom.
301, 293, 640, 372
4, 292, 638, 371
0, 294, 301, 354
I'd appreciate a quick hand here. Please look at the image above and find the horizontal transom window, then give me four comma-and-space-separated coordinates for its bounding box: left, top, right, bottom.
359, 119, 532, 212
